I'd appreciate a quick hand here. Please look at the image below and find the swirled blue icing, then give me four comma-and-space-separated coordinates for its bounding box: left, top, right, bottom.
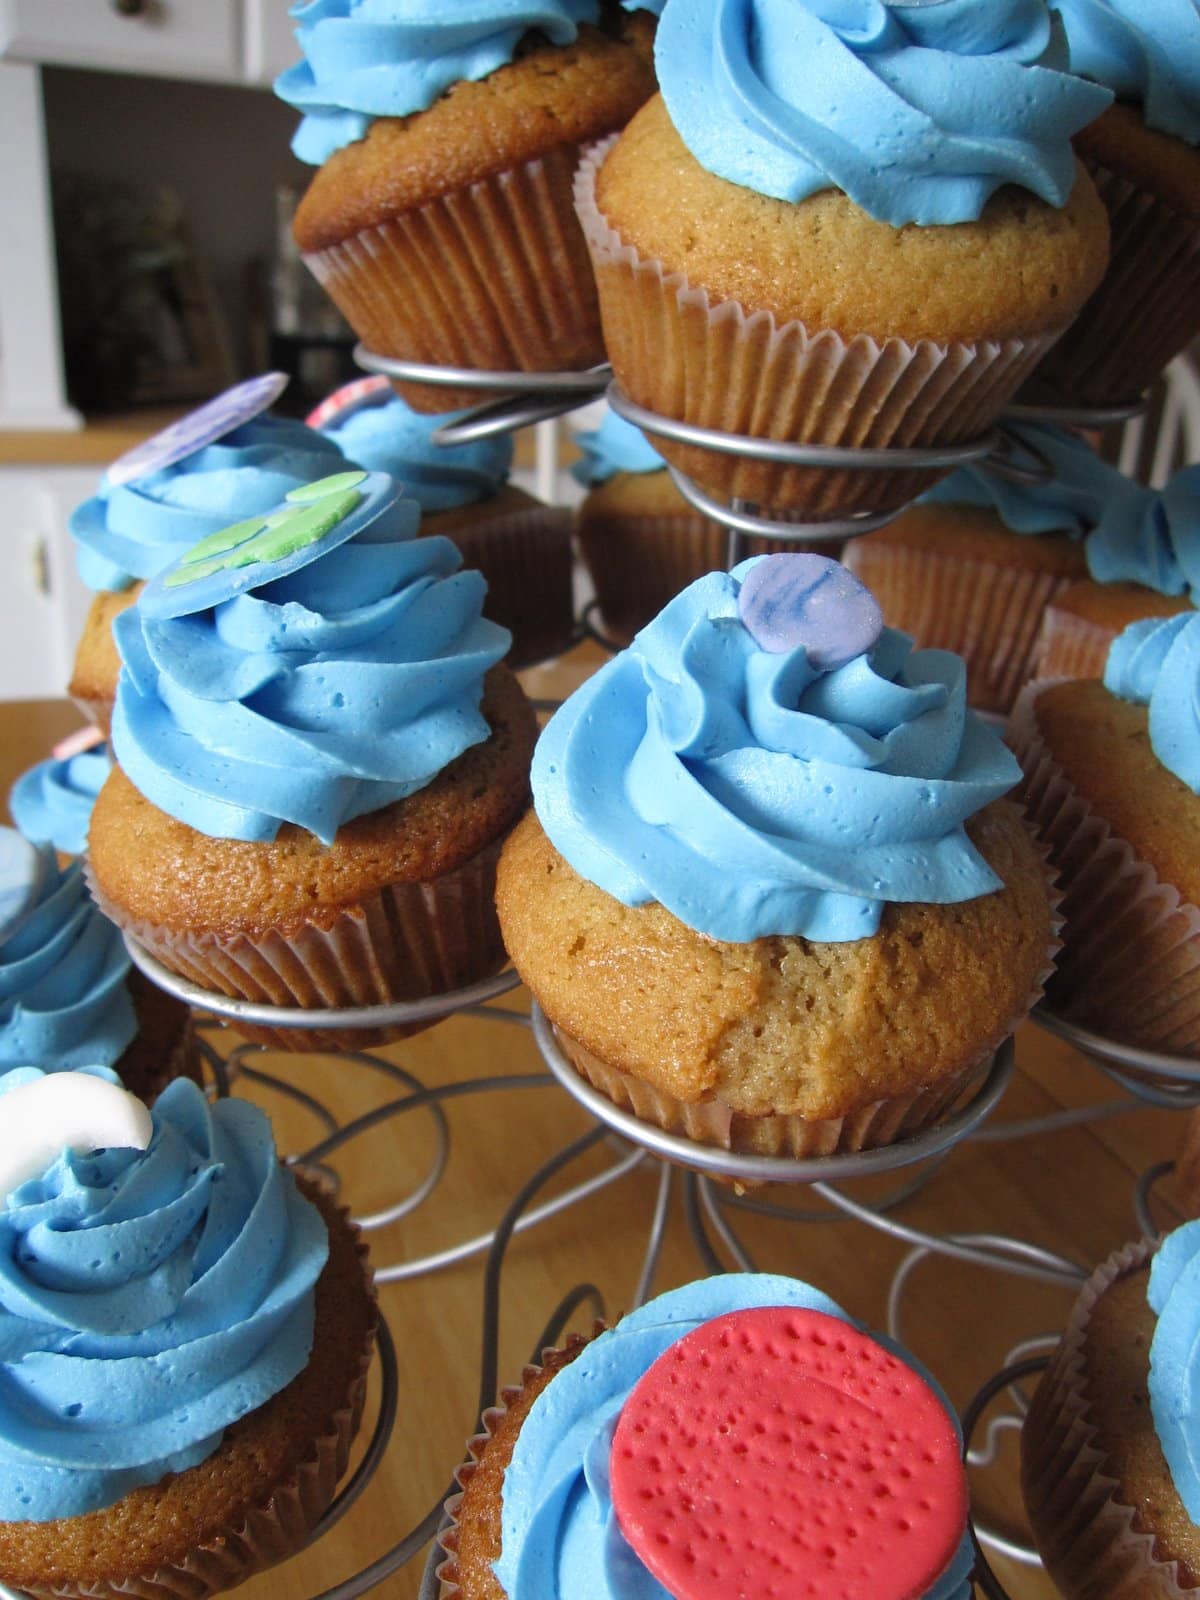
1085, 464, 1200, 598
9, 744, 113, 859
1148, 1220, 1200, 1520
1050, 0, 1200, 144
571, 408, 665, 487
533, 559, 1021, 943
111, 488, 512, 844
276, 0, 601, 165
1104, 611, 1200, 791
71, 416, 348, 593
317, 389, 512, 512
0, 834, 135, 1075
0, 1076, 328, 1520
654, 0, 1112, 226
495, 1274, 974, 1600
923, 422, 1142, 538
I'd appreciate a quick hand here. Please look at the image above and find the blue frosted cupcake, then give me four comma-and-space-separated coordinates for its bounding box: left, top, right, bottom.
9, 729, 112, 859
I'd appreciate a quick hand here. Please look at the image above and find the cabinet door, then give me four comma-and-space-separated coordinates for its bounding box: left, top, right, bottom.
244, 0, 296, 87
0, 0, 242, 84
0, 467, 97, 702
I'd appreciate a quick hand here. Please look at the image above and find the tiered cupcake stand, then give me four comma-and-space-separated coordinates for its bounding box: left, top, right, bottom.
6, 358, 1193, 1600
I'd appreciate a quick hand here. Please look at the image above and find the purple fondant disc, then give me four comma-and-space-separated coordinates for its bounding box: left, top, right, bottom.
105, 372, 290, 488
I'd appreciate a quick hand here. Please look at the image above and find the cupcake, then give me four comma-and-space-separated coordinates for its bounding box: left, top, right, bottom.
0, 1069, 377, 1600
68, 386, 347, 735
277, 3, 657, 411
0, 827, 195, 1105
576, 0, 1111, 519
1010, 611, 1200, 1056
9, 726, 112, 860
496, 555, 1058, 1159
1022, 1220, 1200, 1597
844, 422, 1138, 714
313, 376, 574, 665
1033, 0, 1200, 406
440, 1273, 975, 1599
1036, 460, 1200, 679
88, 469, 538, 1053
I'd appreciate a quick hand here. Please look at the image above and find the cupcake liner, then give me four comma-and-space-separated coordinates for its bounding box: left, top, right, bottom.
575, 139, 1058, 518
1010, 684, 1200, 1058
844, 539, 1079, 715
87, 837, 511, 1053
1033, 161, 1200, 408
305, 145, 605, 414
1034, 605, 1115, 683
442, 504, 575, 668
1021, 1239, 1200, 1600
69, 694, 114, 740
21, 1191, 379, 1600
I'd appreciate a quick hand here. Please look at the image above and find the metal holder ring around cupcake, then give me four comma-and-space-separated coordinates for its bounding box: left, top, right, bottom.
1033, 1004, 1200, 1108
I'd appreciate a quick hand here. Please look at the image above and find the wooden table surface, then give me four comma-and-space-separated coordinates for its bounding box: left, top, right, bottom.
2, 663, 1189, 1600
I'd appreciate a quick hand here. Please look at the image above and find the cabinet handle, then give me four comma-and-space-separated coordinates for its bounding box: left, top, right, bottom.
110, 0, 148, 15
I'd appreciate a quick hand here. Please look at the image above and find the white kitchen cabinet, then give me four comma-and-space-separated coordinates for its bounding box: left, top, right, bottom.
0, 0, 243, 84
0, 465, 97, 700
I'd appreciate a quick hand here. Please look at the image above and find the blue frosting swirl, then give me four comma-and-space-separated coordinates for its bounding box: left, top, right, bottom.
495, 1274, 973, 1600
1104, 611, 1200, 791
924, 422, 1142, 538
318, 389, 512, 512
112, 494, 512, 844
571, 408, 666, 487
0, 1077, 328, 1521
654, 0, 1112, 226
276, 0, 600, 165
1050, 0, 1200, 144
533, 559, 1021, 943
71, 416, 348, 594
1148, 1220, 1200, 1520
9, 744, 112, 859
0, 836, 135, 1076
1085, 464, 1200, 598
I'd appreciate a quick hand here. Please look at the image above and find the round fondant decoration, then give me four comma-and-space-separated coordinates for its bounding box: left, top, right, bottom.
609, 1306, 968, 1600
139, 468, 399, 619
0, 828, 47, 949
0, 1071, 153, 1203
306, 374, 390, 429
738, 555, 884, 669
104, 372, 290, 488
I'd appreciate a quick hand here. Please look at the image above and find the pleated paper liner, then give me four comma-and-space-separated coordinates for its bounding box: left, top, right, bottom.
1035, 604, 1117, 682
1021, 1239, 1200, 1600
12, 1184, 378, 1600
843, 538, 1081, 715
304, 145, 605, 414
436, 1334, 597, 1599
115, 969, 201, 1105
86, 834, 511, 1053
575, 137, 1060, 519
1010, 684, 1200, 1059
1032, 161, 1200, 409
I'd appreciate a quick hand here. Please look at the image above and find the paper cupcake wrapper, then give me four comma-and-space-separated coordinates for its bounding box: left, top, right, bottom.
575, 138, 1058, 517
1034, 605, 1115, 683
304, 145, 605, 414
87, 835, 510, 1053
1033, 160, 1200, 408
843, 539, 1079, 715
70, 692, 114, 740
113, 1006, 201, 1107
1010, 684, 1200, 1057
1021, 1238, 1200, 1600
24, 1195, 379, 1600
443, 504, 575, 668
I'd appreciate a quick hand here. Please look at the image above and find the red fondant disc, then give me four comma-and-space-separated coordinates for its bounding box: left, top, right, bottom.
609, 1306, 967, 1600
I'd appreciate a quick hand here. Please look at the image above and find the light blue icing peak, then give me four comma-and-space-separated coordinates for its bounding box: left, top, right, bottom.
1085, 463, 1200, 599
10, 744, 113, 859
655, 0, 1113, 226
276, 0, 601, 165
1104, 611, 1200, 791
0, 832, 136, 1076
1050, 0, 1200, 144
533, 558, 1021, 943
495, 1274, 973, 1600
572, 408, 666, 486
71, 415, 348, 594
1149, 1221, 1200, 1521
317, 387, 513, 512
0, 1077, 328, 1520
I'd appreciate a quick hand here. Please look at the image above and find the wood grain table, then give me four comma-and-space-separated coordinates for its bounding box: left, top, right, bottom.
3, 658, 1189, 1600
